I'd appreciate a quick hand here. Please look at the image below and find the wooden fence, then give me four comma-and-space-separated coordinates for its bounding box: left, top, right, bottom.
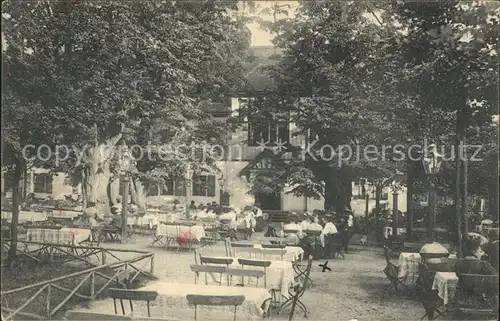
1, 240, 156, 320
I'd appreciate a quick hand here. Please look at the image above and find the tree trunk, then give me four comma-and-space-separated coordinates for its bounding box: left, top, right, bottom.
323, 168, 352, 214
108, 177, 120, 206
406, 160, 414, 241
130, 177, 146, 213
7, 159, 23, 265
83, 138, 121, 218
81, 168, 87, 209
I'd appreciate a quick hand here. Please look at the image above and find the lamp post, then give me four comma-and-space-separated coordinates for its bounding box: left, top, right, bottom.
218, 174, 226, 206
422, 144, 443, 241
119, 147, 132, 244
391, 181, 399, 238
185, 168, 193, 215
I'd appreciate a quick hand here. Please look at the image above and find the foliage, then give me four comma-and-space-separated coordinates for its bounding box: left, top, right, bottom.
242, 1, 498, 215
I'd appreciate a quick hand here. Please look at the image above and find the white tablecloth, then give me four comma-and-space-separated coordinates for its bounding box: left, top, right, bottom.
216, 257, 294, 296
127, 213, 159, 227
141, 281, 271, 320
1, 211, 48, 223
158, 213, 181, 223
253, 244, 303, 262
156, 224, 205, 241
397, 252, 421, 279
432, 272, 458, 306
26, 228, 92, 244
219, 213, 237, 221
50, 210, 82, 219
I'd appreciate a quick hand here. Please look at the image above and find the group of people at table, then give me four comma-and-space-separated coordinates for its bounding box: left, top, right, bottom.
400, 229, 499, 319
263, 210, 355, 259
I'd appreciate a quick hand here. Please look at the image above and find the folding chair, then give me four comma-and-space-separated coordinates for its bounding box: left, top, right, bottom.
293, 260, 314, 289
233, 246, 262, 259
229, 242, 255, 257
200, 256, 234, 285
190, 264, 227, 285
226, 268, 265, 287
325, 233, 345, 259
237, 259, 271, 286
65, 311, 132, 320
278, 255, 314, 319
382, 246, 408, 295
415, 262, 445, 320
305, 230, 323, 260
186, 294, 245, 321
109, 288, 158, 317
261, 243, 287, 249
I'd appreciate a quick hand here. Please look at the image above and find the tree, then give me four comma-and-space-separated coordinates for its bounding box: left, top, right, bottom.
2, 0, 250, 259
241, 1, 401, 213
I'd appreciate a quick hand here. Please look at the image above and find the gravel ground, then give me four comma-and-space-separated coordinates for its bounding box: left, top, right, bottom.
80, 233, 427, 321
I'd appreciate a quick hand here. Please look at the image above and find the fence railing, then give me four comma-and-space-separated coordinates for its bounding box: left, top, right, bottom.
1, 240, 156, 320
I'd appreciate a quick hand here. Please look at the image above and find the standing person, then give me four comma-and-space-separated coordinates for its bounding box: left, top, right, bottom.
345, 209, 354, 253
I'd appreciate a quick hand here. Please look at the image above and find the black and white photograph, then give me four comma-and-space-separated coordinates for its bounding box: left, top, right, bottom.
1, 1, 499, 320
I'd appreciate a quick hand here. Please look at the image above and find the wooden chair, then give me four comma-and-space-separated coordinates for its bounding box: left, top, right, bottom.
382, 246, 408, 295
226, 268, 265, 287
65, 311, 132, 320
200, 256, 234, 266
190, 264, 227, 285
305, 230, 323, 259
237, 259, 271, 286
324, 233, 345, 259
200, 256, 234, 285
109, 288, 158, 317
278, 255, 314, 319
186, 294, 245, 321
455, 274, 499, 320
260, 248, 286, 261
414, 262, 445, 320
261, 243, 287, 249
232, 246, 262, 259
230, 242, 254, 248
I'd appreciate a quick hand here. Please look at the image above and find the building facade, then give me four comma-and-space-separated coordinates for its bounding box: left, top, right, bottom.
1, 46, 407, 216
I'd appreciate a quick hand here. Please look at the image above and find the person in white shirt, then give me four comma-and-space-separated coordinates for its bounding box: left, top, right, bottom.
253, 205, 263, 218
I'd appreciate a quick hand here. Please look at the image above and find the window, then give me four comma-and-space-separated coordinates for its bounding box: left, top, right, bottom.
248, 119, 289, 146
160, 178, 186, 196
192, 175, 215, 197
33, 173, 53, 194
145, 178, 186, 197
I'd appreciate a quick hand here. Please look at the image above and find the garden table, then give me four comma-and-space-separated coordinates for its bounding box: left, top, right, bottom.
253, 244, 303, 262
140, 281, 272, 320
432, 272, 458, 306
26, 227, 92, 245
149, 223, 205, 248
397, 252, 421, 284
208, 257, 294, 296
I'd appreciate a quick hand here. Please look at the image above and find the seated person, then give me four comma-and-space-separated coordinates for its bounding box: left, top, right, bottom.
456, 237, 497, 276
455, 238, 498, 314
189, 200, 197, 211
300, 213, 312, 231
307, 216, 323, 231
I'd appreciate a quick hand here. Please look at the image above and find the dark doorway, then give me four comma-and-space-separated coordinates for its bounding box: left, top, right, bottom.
255, 191, 281, 210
